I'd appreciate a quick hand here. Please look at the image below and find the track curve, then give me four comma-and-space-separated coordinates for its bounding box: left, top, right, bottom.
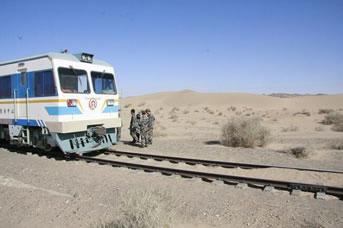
106, 149, 343, 174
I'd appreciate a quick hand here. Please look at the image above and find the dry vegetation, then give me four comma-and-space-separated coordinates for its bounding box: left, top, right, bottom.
321, 112, 343, 132
97, 190, 177, 228
228, 106, 236, 112
169, 114, 178, 122
328, 139, 343, 150
281, 125, 298, 132
221, 117, 270, 148
203, 107, 215, 115
289, 147, 309, 158
314, 126, 324, 132
318, 109, 334, 115
183, 110, 190, 115
293, 109, 311, 117
321, 111, 343, 125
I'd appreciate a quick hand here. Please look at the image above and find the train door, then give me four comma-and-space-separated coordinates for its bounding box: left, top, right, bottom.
9, 69, 31, 145
13, 70, 30, 124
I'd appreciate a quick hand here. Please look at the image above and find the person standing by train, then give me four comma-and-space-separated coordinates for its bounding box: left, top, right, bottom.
146, 109, 155, 145
129, 109, 139, 143
135, 112, 141, 142
139, 110, 149, 147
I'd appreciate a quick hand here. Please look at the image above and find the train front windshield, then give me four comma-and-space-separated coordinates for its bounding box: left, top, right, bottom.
91, 72, 117, 95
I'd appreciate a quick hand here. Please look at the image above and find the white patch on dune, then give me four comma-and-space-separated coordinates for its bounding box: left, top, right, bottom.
0, 175, 72, 198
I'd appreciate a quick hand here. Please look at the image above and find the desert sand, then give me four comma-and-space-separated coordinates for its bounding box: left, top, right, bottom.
0, 91, 343, 227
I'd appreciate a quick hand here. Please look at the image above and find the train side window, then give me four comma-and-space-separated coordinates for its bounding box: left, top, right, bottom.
34, 70, 57, 97
0, 76, 12, 99
20, 72, 27, 85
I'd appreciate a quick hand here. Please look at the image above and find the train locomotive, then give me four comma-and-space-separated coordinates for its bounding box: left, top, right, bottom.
0, 52, 121, 155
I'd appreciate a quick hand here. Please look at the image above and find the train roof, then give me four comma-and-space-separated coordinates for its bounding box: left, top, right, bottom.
0, 52, 112, 67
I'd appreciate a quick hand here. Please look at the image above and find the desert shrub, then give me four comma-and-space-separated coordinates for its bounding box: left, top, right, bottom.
318, 109, 334, 115
183, 110, 189, 114
228, 106, 237, 112
138, 102, 146, 107
194, 110, 199, 113
281, 125, 298, 132
314, 126, 324, 132
170, 107, 179, 113
98, 190, 175, 228
322, 111, 343, 125
327, 139, 343, 150
300, 220, 324, 228
221, 117, 270, 148
289, 147, 309, 158
332, 122, 343, 132
123, 104, 132, 108
217, 112, 223, 116
169, 114, 177, 119
293, 109, 311, 117
213, 121, 219, 125
204, 107, 214, 115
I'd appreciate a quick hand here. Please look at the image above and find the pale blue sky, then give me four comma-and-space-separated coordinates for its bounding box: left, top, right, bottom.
1, 0, 342, 96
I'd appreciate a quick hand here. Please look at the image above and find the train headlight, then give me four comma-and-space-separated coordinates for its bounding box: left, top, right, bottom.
107, 99, 115, 106
76, 53, 94, 63
67, 99, 77, 107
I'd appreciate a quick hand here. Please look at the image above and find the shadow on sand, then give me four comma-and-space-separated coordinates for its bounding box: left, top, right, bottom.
204, 140, 221, 145
121, 140, 143, 148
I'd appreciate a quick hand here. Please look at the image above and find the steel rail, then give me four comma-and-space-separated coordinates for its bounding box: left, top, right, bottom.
76, 155, 343, 199
106, 150, 343, 174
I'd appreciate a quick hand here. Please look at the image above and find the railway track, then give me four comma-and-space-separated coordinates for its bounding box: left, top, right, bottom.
75, 154, 343, 200
106, 150, 343, 174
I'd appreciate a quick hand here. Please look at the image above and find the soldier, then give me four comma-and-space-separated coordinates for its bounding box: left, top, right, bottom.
135, 113, 141, 142
129, 109, 139, 143
139, 110, 149, 147
146, 109, 155, 145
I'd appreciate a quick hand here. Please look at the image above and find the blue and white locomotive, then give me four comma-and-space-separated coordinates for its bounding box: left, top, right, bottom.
0, 52, 121, 154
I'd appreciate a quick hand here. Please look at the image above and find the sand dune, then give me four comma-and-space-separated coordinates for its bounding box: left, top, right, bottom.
123, 90, 343, 110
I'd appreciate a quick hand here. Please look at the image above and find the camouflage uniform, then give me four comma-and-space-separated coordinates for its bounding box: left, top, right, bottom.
147, 113, 155, 144
129, 113, 139, 143
139, 112, 149, 147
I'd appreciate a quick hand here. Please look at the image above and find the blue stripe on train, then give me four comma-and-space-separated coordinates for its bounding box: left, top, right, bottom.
103, 106, 118, 113
45, 106, 82, 115
12, 119, 45, 127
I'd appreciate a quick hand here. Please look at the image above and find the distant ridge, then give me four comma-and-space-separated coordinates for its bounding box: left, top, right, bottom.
267, 93, 328, 98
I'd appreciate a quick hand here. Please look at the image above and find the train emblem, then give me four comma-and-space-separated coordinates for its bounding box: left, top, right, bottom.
89, 98, 97, 110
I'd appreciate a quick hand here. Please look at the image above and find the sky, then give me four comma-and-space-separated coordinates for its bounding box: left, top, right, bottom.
0, 0, 342, 96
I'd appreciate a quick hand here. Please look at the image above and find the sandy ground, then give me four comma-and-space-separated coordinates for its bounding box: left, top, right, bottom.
1, 91, 343, 227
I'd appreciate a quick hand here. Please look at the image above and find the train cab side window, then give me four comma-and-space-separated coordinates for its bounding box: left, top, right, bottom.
34, 70, 57, 97
58, 68, 90, 94
0, 76, 12, 99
